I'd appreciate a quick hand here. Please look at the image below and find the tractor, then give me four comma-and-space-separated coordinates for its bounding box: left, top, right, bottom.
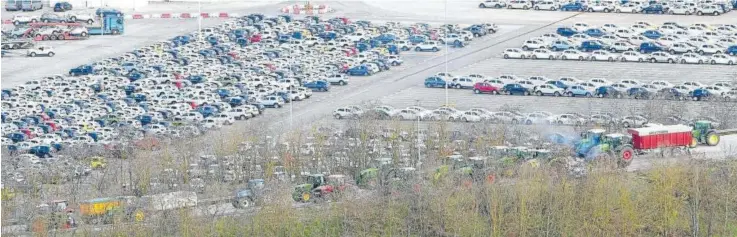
232, 179, 265, 209
292, 174, 347, 202
355, 158, 394, 189
574, 129, 635, 167
690, 120, 721, 147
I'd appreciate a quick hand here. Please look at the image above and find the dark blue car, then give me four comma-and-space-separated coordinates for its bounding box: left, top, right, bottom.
584, 28, 606, 38
642, 30, 663, 39
303, 80, 330, 91
595, 86, 625, 98
641, 4, 665, 14
627, 87, 655, 99
560, 2, 586, 11
424, 76, 446, 88
501, 83, 531, 95
556, 27, 578, 37
54, 2, 72, 12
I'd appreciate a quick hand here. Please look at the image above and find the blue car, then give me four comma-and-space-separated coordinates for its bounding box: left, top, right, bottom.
579, 40, 606, 52
564, 85, 593, 97
560, 2, 586, 11
727, 45, 737, 56
639, 42, 664, 53
303, 80, 330, 91
54, 2, 72, 12
641, 4, 665, 14
627, 87, 656, 99
642, 30, 663, 39
690, 88, 714, 101
424, 76, 447, 88
546, 80, 568, 89
595, 86, 625, 98
584, 28, 606, 38
501, 83, 531, 95
556, 27, 578, 37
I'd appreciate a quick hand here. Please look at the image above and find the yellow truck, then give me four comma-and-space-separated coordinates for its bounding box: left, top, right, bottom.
79, 197, 124, 224
78, 191, 198, 224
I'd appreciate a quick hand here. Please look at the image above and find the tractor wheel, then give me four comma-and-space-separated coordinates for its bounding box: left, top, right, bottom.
690, 137, 699, 148
301, 192, 311, 202
238, 198, 253, 208
618, 146, 635, 168
706, 131, 720, 146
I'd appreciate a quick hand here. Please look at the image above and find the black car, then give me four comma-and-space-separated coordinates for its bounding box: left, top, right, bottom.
40, 13, 68, 23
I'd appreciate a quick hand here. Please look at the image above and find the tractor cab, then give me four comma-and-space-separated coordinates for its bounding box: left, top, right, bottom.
305, 174, 326, 190
392, 167, 417, 180
468, 156, 489, 170
575, 129, 607, 157
232, 179, 265, 209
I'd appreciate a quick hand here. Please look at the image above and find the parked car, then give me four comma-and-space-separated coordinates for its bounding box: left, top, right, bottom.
473, 82, 501, 94
26, 46, 54, 57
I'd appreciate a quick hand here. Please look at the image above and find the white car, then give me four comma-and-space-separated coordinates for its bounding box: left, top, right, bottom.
708, 53, 735, 65
587, 3, 614, 12
588, 50, 618, 61
507, 0, 532, 9
610, 41, 636, 52
484, 78, 507, 88
449, 77, 477, 89
619, 115, 648, 128
627, 35, 650, 46
333, 106, 360, 119
530, 48, 557, 60
668, 42, 697, 54
687, 25, 707, 36
534, 1, 559, 10
324, 74, 349, 85
598, 35, 619, 45
213, 113, 235, 125
479, 0, 507, 8
558, 77, 582, 87
569, 34, 592, 45
435, 72, 454, 80
522, 113, 549, 125
668, 5, 694, 15
601, 23, 619, 33
619, 79, 642, 88
459, 111, 483, 122
615, 28, 636, 39
228, 108, 254, 120
696, 44, 723, 54
615, 3, 640, 13
588, 78, 612, 86
547, 114, 586, 126
522, 39, 547, 50
12, 15, 38, 25
414, 41, 441, 52
678, 52, 706, 64
650, 80, 674, 89
66, 13, 96, 24
517, 80, 537, 89
502, 48, 530, 59
527, 76, 549, 85
533, 84, 564, 96
396, 109, 421, 120
648, 52, 677, 63
681, 81, 704, 90
696, 4, 724, 16
572, 22, 591, 32
558, 49, 587, 60
702, 86, 731, 96
619, 51, 645, 62
27, 46, 55, 57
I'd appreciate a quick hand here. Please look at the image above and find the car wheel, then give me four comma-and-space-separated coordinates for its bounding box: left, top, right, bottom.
532, 55, 537, 59
681, 59, 687, 64
623, 122, 630, 128
549, 55, 554, 60
455, 84, 461, 89
698, 60, 703, 64
504, 54, 510, 59
616, 9, 621, 13
608, 57, 614, 62
534, 6, 540, 10
561, 56, 567, 60
479, 3, 486, 8
638, 58, 644, 62
579, 56, 584, 61
81, 32, 88, 37
711, 60, 716, 65
87, 19, 94, 24
621, 57, 628, 62
522, 46, 529, 50
433, 47, 438, 52
339, 80, 346, 85
71, 16, 77, 21
29, 52, 36, 57
474, 89, 481, 94
669, 10, 674, 14
521, 55, 526, 59
536, 91, 543, 96
713, 11, 719, 16
415, 47, 421, 51
48, 52, 54, 57
729, 61, 734, 65
650, 58, 656, 63
698, 11, 703, 15
523, 5, 529, 10
554, 91, 561, 96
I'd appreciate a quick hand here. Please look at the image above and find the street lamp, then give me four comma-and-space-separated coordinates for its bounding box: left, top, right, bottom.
443, 0, 449, 107
416, 100, 422, 169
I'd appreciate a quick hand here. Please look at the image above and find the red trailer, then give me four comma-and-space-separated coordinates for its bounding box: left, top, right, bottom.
627, 125, 693, 150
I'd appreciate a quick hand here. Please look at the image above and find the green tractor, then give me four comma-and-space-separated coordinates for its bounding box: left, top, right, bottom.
432, 154, 470, 183
575, 130, 635, 167
691, 120, 721, 147
292, 174, 326, 202
355, 158, 394, 188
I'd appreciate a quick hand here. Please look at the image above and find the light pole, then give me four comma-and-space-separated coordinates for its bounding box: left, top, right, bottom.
416, 100, 422, 169
443, 0, 449, 107
198, 0, 202, 43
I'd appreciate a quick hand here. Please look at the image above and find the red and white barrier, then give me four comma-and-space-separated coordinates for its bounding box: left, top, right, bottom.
119, 12, 242, 20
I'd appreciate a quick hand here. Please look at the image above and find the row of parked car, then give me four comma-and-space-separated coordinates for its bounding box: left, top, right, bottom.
334, 104, 675, 128
10, 12, 100, 25
478, 0, 736, 15
1, 14, 500, 158
506, 21, 737, 65
423, 72, 737, 101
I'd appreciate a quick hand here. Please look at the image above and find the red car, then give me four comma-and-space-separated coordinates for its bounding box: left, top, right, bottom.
473, 82, 500, 94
